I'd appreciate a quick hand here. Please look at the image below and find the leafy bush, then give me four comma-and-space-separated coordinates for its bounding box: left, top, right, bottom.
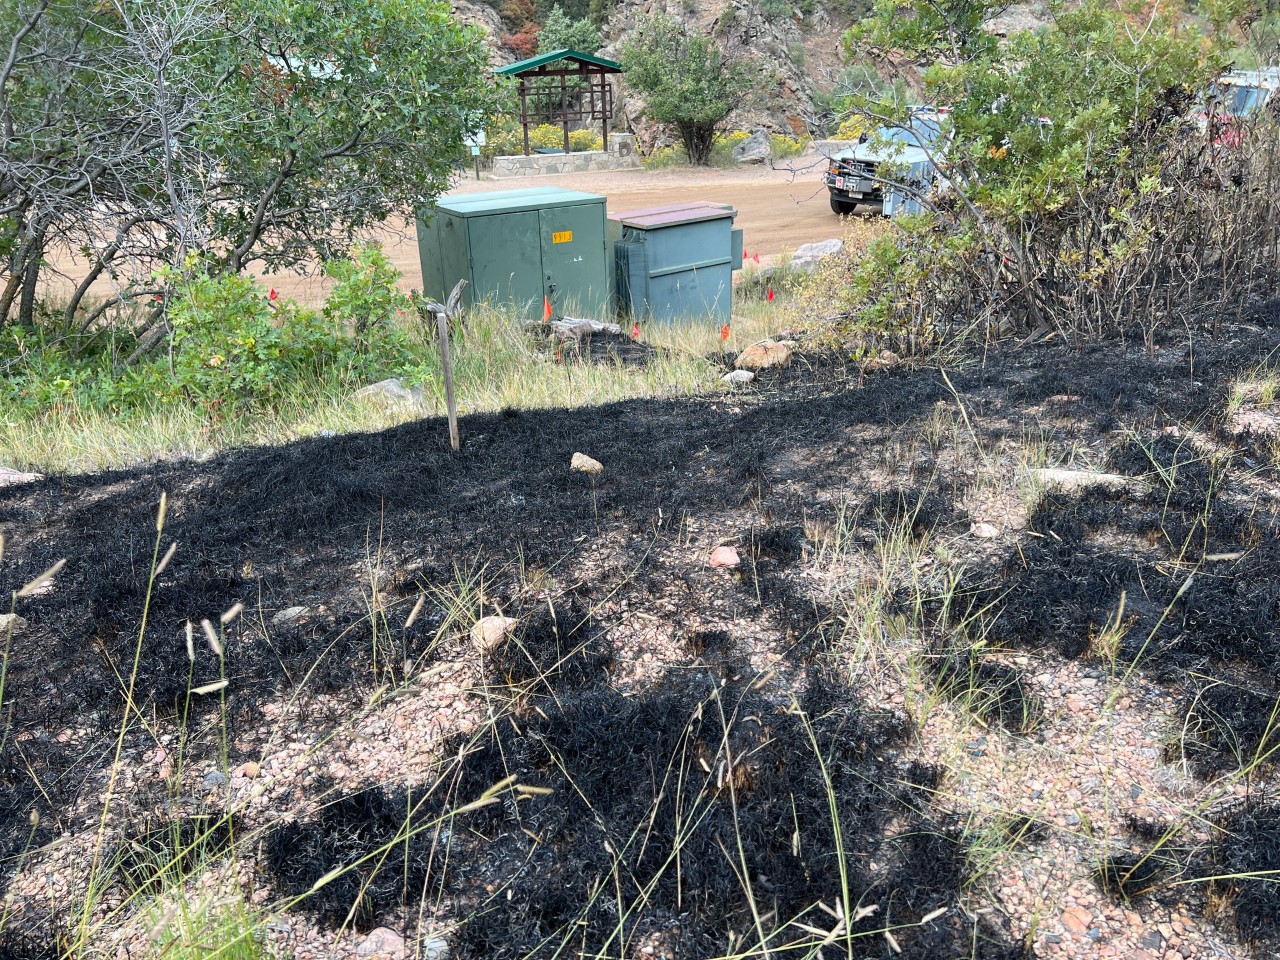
769, 132, 809, 158
643, 130, 800, 167
830, 0, 1275, 347
832, 116, 867, 140
0, 247, 422, 418
621, 15, 755, 164
488, 121, 604, 156
168, 271, 327, 406
642, 143, 688, 168
537, 5, 601, 53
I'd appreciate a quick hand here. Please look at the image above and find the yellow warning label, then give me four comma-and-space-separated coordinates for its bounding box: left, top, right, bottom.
552, 230, 573, 244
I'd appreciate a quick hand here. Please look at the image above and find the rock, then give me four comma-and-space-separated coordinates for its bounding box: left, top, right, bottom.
731, 128, 772, 164
353, 378, 425, 408
1061, 906, 1093, 935
0, 614, 28, 634
1139, 929, 1164, 950
970, 522, 1000, 539
271, 606, 307, 626
0, 467, 41, 487
734, 340, 793, 371
790, 238, 843, 271
570, 452, 604, 474
421, 937, 450, 960
864, 349, 902, 372
1030, 468, 1148, 494
201, 771, 227, 792
709, 545, 740, 568
471, 615, 517, 653
235, 761, 260, 779
1230, 408, 1280, 435
722, 370, 755, 386
357, 927, 405, 958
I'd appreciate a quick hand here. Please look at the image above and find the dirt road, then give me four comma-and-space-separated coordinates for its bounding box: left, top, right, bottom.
41, 161, 851, 306
270, 162, 844, 303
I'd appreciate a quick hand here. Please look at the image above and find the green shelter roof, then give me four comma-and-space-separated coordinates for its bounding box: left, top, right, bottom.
494, 49, 623, 76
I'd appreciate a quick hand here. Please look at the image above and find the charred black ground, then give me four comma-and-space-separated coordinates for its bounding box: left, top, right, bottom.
0, 315, 1277, 953
266, 642, 1026, 958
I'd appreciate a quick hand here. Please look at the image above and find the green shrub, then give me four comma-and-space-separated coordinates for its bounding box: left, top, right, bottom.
0, 246, 423, 418
644, 130, 795, 168
769, 132, 809, 158
324, 245, 411, 338
642, 142, 689, 168
487, 121, 604, 156
168, 270, 329, 406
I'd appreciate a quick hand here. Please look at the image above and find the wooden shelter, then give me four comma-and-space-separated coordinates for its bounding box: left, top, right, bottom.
494, 49, 623, 156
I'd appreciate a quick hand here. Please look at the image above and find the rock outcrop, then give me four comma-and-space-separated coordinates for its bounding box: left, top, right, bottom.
600, 0, 856, 150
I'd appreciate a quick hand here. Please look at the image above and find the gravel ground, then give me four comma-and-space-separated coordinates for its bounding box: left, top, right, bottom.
1, 323, 1278, 958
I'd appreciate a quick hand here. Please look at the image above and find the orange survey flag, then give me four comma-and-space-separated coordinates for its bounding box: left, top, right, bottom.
720, 323, 730, 342
767, 286, 775, 303
630, 321, 640, 340
543, 296, 553, 322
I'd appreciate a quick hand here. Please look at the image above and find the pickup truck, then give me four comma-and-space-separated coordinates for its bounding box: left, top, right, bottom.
825, 114, 945, 217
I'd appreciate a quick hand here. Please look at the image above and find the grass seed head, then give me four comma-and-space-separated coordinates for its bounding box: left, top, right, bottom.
155, 542, 178, 577
16, 557, 66, 597
201, 619, 223, 656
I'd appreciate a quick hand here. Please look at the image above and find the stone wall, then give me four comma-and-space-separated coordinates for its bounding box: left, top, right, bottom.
490, 134, 641, 178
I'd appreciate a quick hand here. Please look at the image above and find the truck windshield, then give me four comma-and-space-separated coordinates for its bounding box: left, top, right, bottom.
1214, 83, 1266, 116
882, 118, 941, 146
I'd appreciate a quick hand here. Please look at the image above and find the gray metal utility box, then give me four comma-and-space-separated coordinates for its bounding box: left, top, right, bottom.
417, 187, 610, 321
609, 202, 742, 322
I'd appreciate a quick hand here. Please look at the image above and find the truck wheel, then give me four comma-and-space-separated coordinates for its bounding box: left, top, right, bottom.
830, 195, 857, 216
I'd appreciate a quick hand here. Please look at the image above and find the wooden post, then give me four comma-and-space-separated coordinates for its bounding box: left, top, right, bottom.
520, 79, 530, 156
599, 72, 609, 151
436, 311, 459, 452
561, 71, 569, 155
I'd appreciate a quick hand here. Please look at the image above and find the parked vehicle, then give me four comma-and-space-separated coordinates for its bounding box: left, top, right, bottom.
1200, 68, 1280, 146
824, 112, 947, 217
1213, 68, 1280, 117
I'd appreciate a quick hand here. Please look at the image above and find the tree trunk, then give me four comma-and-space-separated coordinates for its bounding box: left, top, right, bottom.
680, 122, 716, 166
17, 233, 43, 327
0, 270, 21, 327
0, 224, 44, 327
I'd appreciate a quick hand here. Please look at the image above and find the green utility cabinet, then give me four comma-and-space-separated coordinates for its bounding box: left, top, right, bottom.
417, 187, 610, 321
609, 201, 743, 322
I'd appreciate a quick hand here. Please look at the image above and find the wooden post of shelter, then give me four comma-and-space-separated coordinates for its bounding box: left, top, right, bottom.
599, 66, 609, 151
561, 71, 569, 155
520, 79, 530, 156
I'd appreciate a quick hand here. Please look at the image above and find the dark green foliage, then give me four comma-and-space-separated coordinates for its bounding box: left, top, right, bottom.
621, 16, 756, 165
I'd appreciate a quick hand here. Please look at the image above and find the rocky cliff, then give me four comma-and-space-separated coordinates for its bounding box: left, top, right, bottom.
600, 0, 853, 146
453, 0, 517, 66
453, 0, 855, 149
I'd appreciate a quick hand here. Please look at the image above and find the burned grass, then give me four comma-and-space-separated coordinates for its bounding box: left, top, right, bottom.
352, 668, 1021, 958
928, 643, 1042, 734
1, 321, 1279, 953
938, 426, 1280, 775
113, 814, 238, 896
489, 595, 615, 692
1092, 851, 1169, 901
266, 786, 438, 930
1208, 801, 1280, 945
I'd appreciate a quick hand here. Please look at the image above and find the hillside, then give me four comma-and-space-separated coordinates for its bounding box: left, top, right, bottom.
452, 0, 860, 143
